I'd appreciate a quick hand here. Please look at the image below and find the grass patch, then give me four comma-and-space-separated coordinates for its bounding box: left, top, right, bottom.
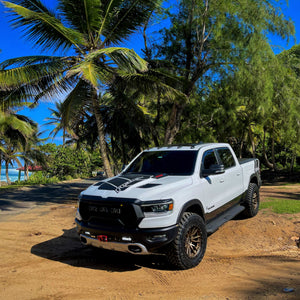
260, 197, 300, 214
0, 184, 21, 190
277, 183, 300, 189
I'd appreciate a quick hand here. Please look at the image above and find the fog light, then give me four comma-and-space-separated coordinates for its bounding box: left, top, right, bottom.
147, 234, 167, 242
122, 236, 132, 242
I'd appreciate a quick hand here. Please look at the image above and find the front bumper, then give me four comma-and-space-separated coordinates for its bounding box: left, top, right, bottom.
75, 218, 178, 254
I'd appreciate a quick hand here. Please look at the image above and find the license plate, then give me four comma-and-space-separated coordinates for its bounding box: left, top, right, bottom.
88, 205, 121, 215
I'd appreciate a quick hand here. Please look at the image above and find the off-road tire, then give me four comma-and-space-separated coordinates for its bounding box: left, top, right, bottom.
241, 183, 259, 218
165, 212, 207, 270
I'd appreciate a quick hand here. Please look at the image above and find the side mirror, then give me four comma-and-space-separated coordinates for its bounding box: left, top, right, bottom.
202, 164, 225, 177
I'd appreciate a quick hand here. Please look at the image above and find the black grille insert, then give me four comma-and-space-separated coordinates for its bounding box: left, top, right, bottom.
79, 197, 144, 228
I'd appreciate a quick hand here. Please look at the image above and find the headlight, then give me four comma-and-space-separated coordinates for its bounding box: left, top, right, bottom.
141, 199, 173, 217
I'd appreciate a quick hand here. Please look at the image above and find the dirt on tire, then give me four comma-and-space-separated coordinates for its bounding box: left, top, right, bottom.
0, 182, 299, 299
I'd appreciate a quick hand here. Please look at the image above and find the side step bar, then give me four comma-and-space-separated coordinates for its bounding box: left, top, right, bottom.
206, 205, 245, 234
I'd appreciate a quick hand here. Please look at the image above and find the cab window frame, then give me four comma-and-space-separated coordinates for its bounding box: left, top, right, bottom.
200, 149, 220, 177
215, 147, 236, 170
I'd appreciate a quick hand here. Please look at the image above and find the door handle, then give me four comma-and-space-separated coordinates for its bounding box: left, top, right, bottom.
236, 173, 241, 176
220, 179, 224, 183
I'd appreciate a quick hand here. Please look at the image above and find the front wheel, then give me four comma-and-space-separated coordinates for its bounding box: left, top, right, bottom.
165, 212, 207, 270
242, 183, 260, 218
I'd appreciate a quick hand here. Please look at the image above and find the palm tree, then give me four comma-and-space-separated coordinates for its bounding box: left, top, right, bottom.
45, 101, 73, 145
0, 136, 22, 184
1, 0, 161, 177
21, 130, 47, 180
0, 110, 37, 184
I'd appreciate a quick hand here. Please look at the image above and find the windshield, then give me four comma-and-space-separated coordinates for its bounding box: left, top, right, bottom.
123, 150, 198, 176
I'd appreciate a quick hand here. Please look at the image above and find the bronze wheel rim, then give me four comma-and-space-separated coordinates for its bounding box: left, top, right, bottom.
185, 226, 202, 258
252, 192, 258, 210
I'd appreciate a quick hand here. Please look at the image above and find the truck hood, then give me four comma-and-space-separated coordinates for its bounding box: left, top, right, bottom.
81, 173, 193, 201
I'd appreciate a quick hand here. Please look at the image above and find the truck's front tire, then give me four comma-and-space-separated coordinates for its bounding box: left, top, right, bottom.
242, 183, 259, 218
166, 212, 207, 270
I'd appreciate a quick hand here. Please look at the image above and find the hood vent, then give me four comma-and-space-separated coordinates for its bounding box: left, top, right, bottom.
138, 183, 161, 189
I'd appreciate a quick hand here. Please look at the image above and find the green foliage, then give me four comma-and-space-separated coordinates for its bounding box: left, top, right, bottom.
24, 171, 59, 185
39, 143, 102, 180
260, 198, 300, 214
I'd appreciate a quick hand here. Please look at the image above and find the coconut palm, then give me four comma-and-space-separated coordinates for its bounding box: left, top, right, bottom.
0, 109, 38, 184
0, 136, 22, 184
21, 130, 47, 180
1, 0, 161, 177
45, 101, 74, 145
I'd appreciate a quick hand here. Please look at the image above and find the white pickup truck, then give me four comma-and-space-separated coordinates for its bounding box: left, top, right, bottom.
76, 143, 261, 269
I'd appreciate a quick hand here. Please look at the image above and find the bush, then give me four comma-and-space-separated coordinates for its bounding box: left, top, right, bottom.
25, 171, 60, 185
39, 143, 103, 180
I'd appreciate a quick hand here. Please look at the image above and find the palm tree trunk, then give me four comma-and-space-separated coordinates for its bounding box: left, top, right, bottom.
91, 90, 113, 178
24, 161, 29, 180
5, 161, 11, 185
63, 128, 66, 145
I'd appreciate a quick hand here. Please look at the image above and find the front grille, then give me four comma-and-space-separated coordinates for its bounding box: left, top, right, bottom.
79, 198, 143, 228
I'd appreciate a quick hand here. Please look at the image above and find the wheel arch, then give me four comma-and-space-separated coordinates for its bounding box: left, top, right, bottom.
250, 174, 259, 186
249, 172, 262, 188
176, 199, 205, 224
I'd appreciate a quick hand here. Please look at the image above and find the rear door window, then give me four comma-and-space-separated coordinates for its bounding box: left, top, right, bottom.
217, 148, 235, 169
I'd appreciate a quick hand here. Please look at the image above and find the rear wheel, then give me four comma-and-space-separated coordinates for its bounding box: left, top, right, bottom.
242, 183, 259, 218
166, 212, 207, 270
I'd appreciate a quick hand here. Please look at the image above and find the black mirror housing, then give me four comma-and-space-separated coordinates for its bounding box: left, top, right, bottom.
202, 164, 225, 177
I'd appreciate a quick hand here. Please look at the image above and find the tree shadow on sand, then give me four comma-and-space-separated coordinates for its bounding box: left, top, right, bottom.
0, 177, 101, 214
31, 227, 171, 272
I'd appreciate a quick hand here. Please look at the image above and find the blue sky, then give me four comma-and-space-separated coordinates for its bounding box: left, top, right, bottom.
0, 0, 299, 144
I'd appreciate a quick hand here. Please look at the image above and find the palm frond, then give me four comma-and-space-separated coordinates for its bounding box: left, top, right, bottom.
0, 111, 34, 137
3, 1, 86, 52
61, 80, 92, 125
87, 47, 148, 73
0, 57, 69, 89
32, 74, 78, 103
58, 0, 103, 45
69, 60, 113, 87
117, 69, 187, 102
98, 0, 161, 45
0, 55, 77, 70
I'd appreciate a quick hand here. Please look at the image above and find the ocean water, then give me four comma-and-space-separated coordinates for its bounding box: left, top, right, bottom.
1, 165, 31, 183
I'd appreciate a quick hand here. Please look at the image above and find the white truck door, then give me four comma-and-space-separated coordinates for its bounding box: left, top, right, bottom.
198, 149, 227, 212
215, 147, 244, 206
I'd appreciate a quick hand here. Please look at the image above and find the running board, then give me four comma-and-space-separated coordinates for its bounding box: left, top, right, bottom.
206, 205, 245, 234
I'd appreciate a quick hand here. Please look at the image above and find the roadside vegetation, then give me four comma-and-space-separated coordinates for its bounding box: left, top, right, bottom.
260, 198, 300, 214
0, 0, 299, 185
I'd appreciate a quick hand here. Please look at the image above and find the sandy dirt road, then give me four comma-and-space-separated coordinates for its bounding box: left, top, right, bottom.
0, 181, 299, 299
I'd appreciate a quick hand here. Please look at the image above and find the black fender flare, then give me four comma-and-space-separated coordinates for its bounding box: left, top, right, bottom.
249, 173, 261, 188
176, 199, 205, 224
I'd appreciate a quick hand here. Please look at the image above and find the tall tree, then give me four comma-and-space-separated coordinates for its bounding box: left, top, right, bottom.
155, 0, 295, 144
1, 0, 161, 177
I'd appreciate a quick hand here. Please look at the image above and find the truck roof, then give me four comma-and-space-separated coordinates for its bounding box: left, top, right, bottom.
145, 143, 229, 151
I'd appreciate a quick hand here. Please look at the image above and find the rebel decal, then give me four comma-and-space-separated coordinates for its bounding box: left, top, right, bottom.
96, 174, 153, 193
